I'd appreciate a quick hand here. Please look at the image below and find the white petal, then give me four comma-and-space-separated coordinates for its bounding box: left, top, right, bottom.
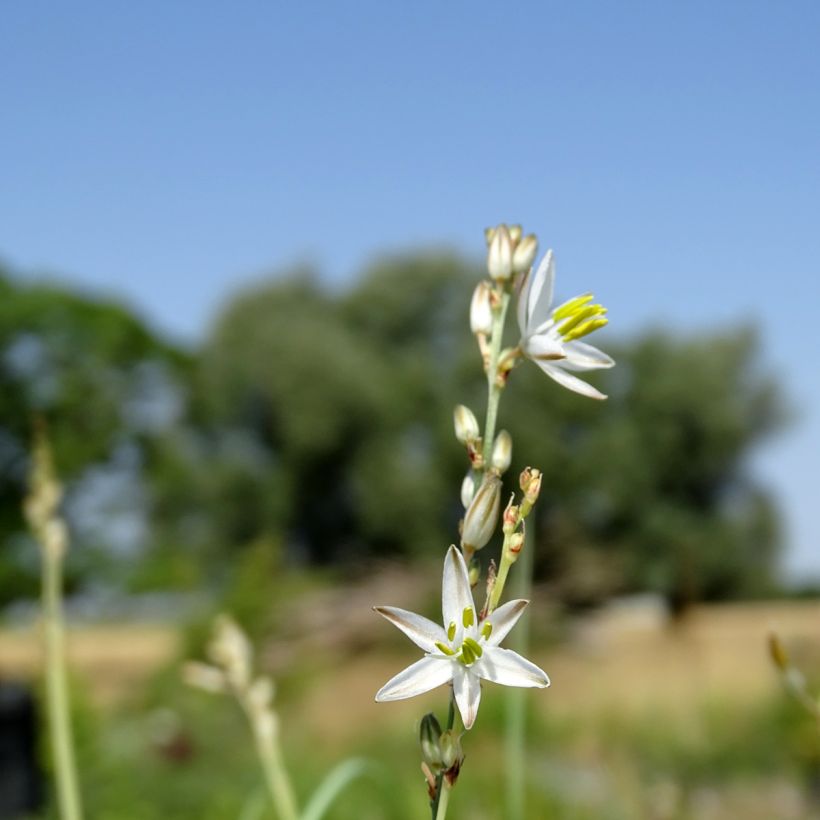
374, 606, 447, 653
515, 268, 531, 336
483, 599, 528, 646
526, 250, 555, 329
375, 656, 454, 702
478, 647, 550, 688
534, 360, 608, 400
452, 665, 482, 730
442, 545, 474, 631
523, 332, 565, 362
562, 341, 615, 372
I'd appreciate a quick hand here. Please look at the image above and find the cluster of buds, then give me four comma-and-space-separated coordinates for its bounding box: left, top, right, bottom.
484, 225, 538, 283
768, 632, 820, 719
496, 467, 543, 567
184, 615, 279, 741
24, 428, 69, 561
419, 713, 464, 799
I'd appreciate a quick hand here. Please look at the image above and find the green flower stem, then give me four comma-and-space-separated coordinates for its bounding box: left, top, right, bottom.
431, 693, 456, 819
486, 531, 516, 614
249, 718, 299, 820
504, 523, 535, 820
42, 550, 83, 820
434, 779, 452, 820
481, 288, 511, 468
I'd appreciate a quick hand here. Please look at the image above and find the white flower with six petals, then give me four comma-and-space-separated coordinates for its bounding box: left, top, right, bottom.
374, 545, 549, 730
516, 249, 614, 400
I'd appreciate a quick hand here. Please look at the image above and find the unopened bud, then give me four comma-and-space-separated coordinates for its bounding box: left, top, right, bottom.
182, 661, 226, 694
453, 405, 480, 445
470, 281, 493, 335
248, 676, 275, 713
768, 632, 789, 672
208, 615, 252, 689
502, 498, 519, 534
460, 472, 477, 509
420, 713, 443, 771
508, 225, 522, 245
439, 730, 463, 770
461, 474, 501, 552
513, 234, 538, 274
484, 226, 496, 247
507, 532, 524, 561
490, 430, 512, 474
487, 225, 513, 282
519, 467, 542, 513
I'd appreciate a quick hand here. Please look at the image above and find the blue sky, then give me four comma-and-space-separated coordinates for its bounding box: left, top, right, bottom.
2, 1, 818, 577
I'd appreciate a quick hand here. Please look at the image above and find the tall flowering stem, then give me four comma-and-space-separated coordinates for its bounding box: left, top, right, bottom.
184, 616, 298, 820
25, 429, 84, 820
374, 223, 612, 820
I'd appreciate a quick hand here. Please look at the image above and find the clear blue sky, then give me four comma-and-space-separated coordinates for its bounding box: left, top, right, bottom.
2, 1, 818, 577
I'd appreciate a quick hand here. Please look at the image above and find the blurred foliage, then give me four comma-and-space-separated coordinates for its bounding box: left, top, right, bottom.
0, 254, 789, 610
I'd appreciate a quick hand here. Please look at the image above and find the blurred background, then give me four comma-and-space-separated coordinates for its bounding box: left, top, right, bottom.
1, 2, 819, 818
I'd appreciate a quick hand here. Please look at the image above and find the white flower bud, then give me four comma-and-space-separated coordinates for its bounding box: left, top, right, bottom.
460, 471, 476, 509
490, 430, 512, 474
508, 225, 522, 245
182, 661, 227, 694
469, 281, 493, 335
487, 225, 513, 282
453, 405, 479, 445
513, 234, 538, 274
461, 474, 501, 552
208, 616, 252, 689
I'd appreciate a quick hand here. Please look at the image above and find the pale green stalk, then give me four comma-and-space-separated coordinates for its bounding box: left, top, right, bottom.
504, 523, 535, 820
480, 289, 511, 469
431, 695, 456, 819
434, 780, 452, 820
42, 549, 83, 820
241, 700, 298, 820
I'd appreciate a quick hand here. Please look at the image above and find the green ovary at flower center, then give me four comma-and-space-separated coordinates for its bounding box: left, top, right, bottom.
434, 608, 487, 666
552, 294, 608, 342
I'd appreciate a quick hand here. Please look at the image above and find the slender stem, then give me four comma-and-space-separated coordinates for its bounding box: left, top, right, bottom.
481, 289, 511, 468
434, 780, 452, 820
486, 532, 514, 614
42, 552, 83, 820
250, 717, 299, 820
504, 523, 535, 820
431, 693, 456, 819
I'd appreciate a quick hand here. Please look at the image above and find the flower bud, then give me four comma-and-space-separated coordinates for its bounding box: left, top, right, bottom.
208, 615, 252, 689
470, 281, 493, 335
507, 532, 525, 561
768, 632, 789, 672
419, 713, 443, 772
502, 498, 519, 534
484, 226, 496, 247
508, 224, 522, 245
248, 676, 275, 713
490, 430, 512, 474
462, 474, 501, 553
460, 471, 477, 509
513, 234, 538, 274
487, 225, 513, 282
453, 405, 479, 445
182, 662, 226, 694
439, 729, 463, 770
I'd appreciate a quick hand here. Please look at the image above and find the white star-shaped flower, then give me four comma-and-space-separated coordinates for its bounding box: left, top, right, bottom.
374, 545, 549, 729
516, 249, 614, 400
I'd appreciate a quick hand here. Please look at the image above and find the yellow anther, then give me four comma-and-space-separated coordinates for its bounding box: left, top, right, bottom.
447, 622, 457, 641
552, 293, 594, 322
563, 317, 609, 343
557, 304, 606, 339
462, 607, 475, 628
463, 637, 483, 658
481, 622, 493, 640
435, 641, 456, 656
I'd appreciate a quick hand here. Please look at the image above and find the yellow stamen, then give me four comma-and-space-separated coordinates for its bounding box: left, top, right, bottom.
447, 622, 457, 641
435, 641, 456, 656
557, 304, 606, 338
563, 317, 609, 342
463, 637, 483, 658
462, 607, 475, 628
481, 622, 493, 640
552, 293, 593, 322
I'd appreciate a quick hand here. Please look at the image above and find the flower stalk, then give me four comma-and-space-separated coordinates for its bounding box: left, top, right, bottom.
25, 429, 84, 820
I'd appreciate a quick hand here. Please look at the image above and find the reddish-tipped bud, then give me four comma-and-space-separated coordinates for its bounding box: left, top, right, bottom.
462, 474, 501, 552
453, 405, 480, 445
